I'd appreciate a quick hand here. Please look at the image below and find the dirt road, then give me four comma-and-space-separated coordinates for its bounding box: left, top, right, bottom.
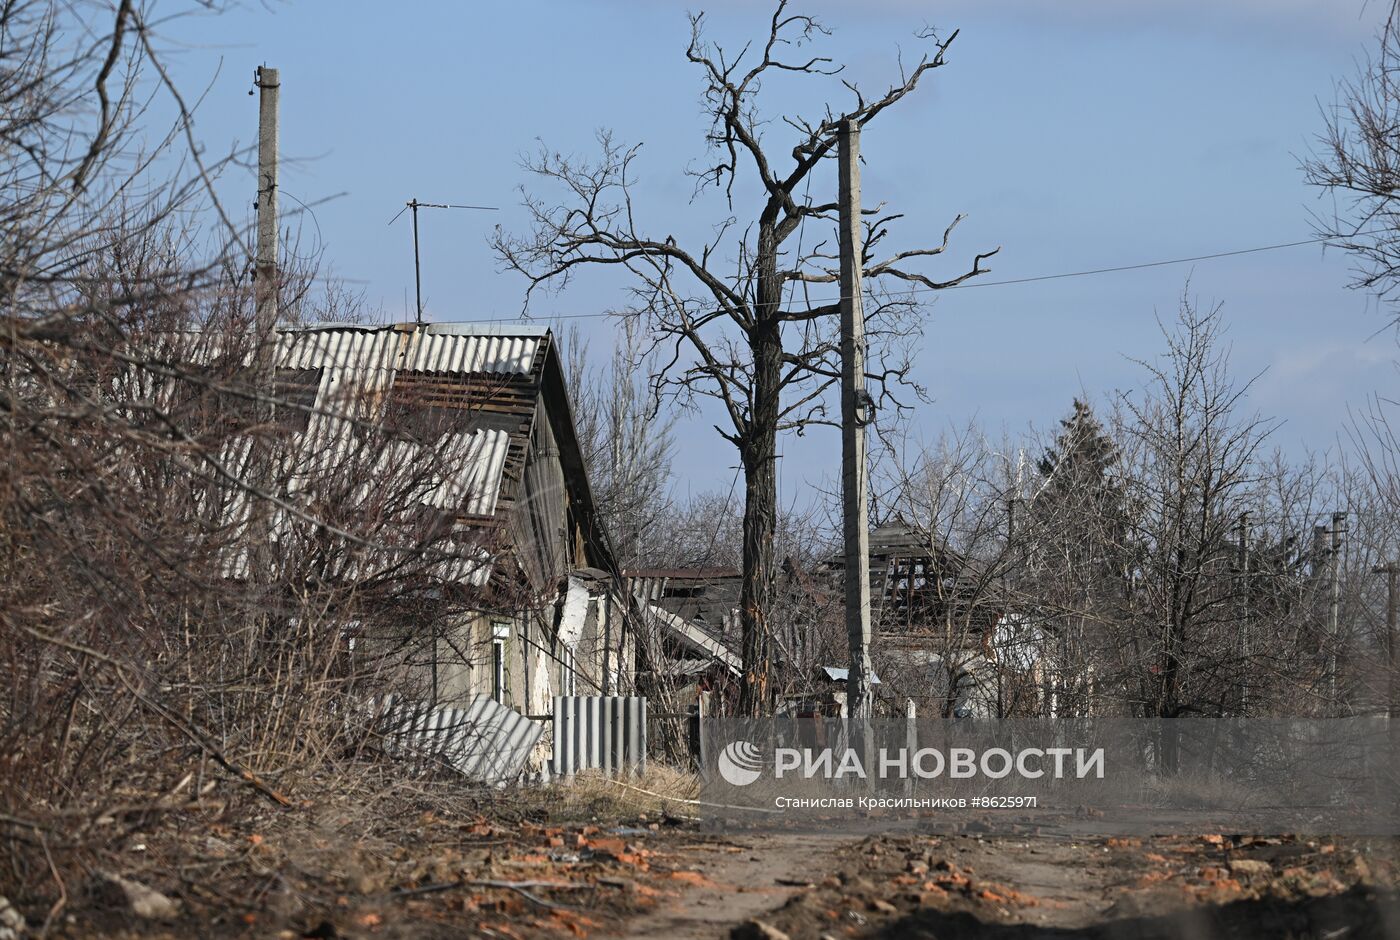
625, 829, 1400, 939
41, 785, 1400, 938
616, 831, 853, 939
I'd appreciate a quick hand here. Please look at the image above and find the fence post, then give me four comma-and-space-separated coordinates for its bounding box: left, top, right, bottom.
691, 690, 710, 776
637, 696, 648, 776
904, 698, 917, 797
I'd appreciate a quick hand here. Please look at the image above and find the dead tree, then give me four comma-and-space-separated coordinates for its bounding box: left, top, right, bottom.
494, 3, 997, 715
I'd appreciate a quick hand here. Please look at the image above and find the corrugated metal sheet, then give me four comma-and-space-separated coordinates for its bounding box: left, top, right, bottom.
373, 693, 542, 784
551, 695, 647, 777
819, 665, 882, 685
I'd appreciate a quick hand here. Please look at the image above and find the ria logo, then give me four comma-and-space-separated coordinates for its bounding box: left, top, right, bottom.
717, 740, 764, 786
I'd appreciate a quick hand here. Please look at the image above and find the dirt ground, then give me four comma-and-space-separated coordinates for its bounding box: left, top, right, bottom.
711, 828, 1400, 940
18, 772, 1400, 939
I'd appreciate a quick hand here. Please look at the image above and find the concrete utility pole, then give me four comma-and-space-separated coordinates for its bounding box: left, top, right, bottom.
248, 65, 278, 591
1373, 563, 1399, 743
838, 118, 874, 750
255, 66, 279, 342
1237, 511, 1251, 712
1329, 511, 1347, 713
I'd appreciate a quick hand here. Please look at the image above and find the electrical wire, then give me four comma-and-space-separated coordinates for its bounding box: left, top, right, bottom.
456, 231, 1355, 324
940, 235, 1340, 291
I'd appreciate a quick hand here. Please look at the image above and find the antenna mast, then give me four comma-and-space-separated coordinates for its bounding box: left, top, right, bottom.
389, 200, 499, 325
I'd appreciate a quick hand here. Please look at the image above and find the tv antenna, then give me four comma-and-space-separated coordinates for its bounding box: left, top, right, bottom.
389, 199, 498, 325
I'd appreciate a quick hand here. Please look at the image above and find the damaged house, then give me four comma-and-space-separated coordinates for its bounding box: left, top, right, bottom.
826, 521, 1055, 720
209, 321, 633, 718
627, 568, 741, 708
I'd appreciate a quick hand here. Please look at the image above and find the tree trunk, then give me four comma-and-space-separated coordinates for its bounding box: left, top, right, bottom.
737, 225, 784, 717
738, 438, 776, 717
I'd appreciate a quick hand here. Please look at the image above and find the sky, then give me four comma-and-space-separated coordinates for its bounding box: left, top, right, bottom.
154, 0, 1399, 505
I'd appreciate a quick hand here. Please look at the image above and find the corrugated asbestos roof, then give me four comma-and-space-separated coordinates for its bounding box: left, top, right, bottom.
278, 322, 540, 384
429, 428, 510, 517
275, 324, 537, 521
208, 322, 547, 586
400, 330, 538, 375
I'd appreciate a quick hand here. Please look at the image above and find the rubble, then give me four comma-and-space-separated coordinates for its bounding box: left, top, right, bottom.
731, 919, 792, 940
94, 872, 180, 921
0, 896, 26, 940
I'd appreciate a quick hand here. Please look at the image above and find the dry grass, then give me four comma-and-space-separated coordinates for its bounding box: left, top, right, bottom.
525, 764, 702, 822
1142, 770, 1261, 810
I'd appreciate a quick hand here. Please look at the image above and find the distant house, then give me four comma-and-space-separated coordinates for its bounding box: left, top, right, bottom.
219, 321, 633, 714
629, 567, 740, 642
627, 568, 741, 704
820, 521, 1060, 719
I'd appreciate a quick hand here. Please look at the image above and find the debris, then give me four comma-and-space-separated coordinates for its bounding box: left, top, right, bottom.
0, 896, 26, 940
95, 872, 179, 920
1227, 859, 1271, 877
731, 920, 791, 940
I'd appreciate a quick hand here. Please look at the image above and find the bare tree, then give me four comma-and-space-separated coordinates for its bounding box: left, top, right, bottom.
0, 3, 526, 913
1304, 1, 1400, 321
564, 320, 677, 569
1105, 298, 1282, 767
874, 429, 1026, 719
494, 3, 997, 714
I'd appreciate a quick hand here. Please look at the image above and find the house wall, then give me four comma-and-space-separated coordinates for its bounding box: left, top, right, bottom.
425, 594, 636, 712
573, 590, 634, 696
388, 342, 631, 716
433, 609, 533, 712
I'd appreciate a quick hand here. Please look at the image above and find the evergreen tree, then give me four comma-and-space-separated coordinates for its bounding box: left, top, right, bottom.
1025, 399, 1131, 713
1034, 400, 1128, 581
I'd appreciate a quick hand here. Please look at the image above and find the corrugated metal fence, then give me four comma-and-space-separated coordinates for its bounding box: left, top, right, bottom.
373, 694, 542, 784
551, 695, 647, 777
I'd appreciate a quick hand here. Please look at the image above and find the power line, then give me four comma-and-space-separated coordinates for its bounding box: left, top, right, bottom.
941, 234, 1340, 291
446, 231, 1356, 324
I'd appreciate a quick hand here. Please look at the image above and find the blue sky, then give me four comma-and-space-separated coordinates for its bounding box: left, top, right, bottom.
159, 0, 1397, 501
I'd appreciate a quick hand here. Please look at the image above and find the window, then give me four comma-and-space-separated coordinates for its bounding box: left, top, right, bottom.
491, 621, 511, 705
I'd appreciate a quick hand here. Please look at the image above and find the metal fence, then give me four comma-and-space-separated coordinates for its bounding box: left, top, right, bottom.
373, 693, 542, 784
551, 695, 647, 777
